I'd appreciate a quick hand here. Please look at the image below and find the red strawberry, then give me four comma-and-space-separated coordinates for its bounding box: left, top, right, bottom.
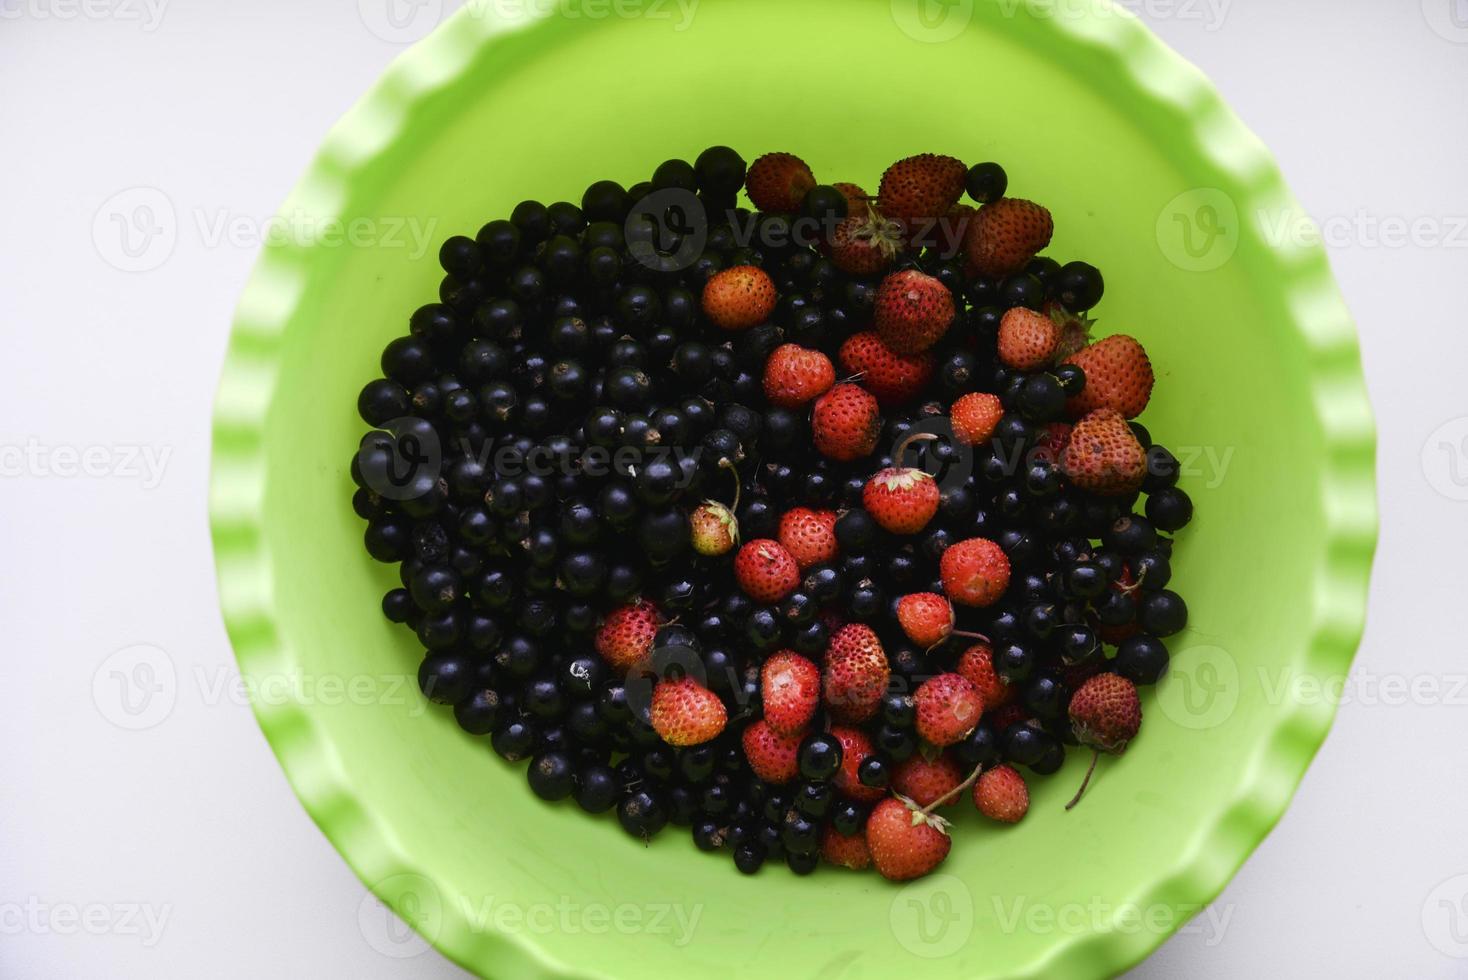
1060, 409, 1147, 496
940, 537, 1011, 607
915, 673, 985, 747
837, 332, 934, 406
821, 828, 872, 870
997, 307, 1060, 370
1069, 672, 1141, 754
866, 796, 952, 881
892, 753, 963, 808
1031, 422, 1072, 465
593, 600, 661, 674
742, 719, 801, 784
829, 210, 903, 276
895, 592, 954, 648
760, 650, 821, 737
874, 270, 955, 354
702, 265, 776, 331
957, 642, 1014, 708
1063, 334, 1155, 419
811, 383, 881, 462
689, 500, 739, 557
762, 343, 835, 408
745, 152, 817, 213
777, 507, 838, 569
863, 467, 940, 534
832, 182, 869, 210
877, 154, 968, 227
1066, 673, 1143, 809
650, 677, 727, 746
950, 391, 1004, 446
733, 539, 801, 603
964, 197, 1054, 278
823, 623, 890, 723
974, 764, 1029, 823
830, 725, 886, 802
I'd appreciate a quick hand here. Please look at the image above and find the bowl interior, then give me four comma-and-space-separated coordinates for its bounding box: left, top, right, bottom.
215, 1, 1372, 977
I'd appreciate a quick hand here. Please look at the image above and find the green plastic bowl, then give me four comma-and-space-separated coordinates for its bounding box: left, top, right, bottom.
209, 1, 1376, 976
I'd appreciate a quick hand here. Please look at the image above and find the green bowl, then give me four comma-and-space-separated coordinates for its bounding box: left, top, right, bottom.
209, 1, 1376, 976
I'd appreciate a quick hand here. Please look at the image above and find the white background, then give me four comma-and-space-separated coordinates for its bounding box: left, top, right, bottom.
3, 1, 1466, 977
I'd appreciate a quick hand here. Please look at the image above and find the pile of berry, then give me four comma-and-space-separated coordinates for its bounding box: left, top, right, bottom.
352, 146, 1193, 882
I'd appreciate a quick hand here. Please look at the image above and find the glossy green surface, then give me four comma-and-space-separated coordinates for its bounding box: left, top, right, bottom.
209, 1, 1376, 976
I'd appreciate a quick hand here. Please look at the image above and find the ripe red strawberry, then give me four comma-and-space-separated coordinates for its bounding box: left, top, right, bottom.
863, 467, 940, 534
777, 507, 838, 569
950, 391, 1004, 446
892, 753, 963, 808
957, 642, 1014, 708
1063, 334, 1155, 419
650, 677, 727, 746
1066, 672, 1143, 809
823, 623, 890, 723
997, 307, 1060, 370
593, 600, 661, 673
742, 719, 801, 784
762, 343, 835, 408
940, 537, 1011, 607
1031, 421, 1072, 465
915, 673, 984, 746
964, 197, 1054, 278
829, 210, 903, 276
689, 500, 738, 557
866, 796, 952, 881
895, 592, 954, 647
733, 539, 801, 603
745, 152, 816, 213
830, 725, 886, 802
1060, 409, 1147, 496
1069, 672, 1142, 753
837, 332, 934, 406
877, 153, 967, 227
821, 828, 872, 870
760, 650, 821, 737
874, 270, 955, 354
974, 764, 1029, 823
811, 383, 881, 462
702, 265, 776, 331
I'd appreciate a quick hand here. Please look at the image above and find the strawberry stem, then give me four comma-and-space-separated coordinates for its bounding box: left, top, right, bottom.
718, 457, 741, 513
894, 431, 938, 465
918, 761, 986, 815
1065, 749, 1100, 811
949, 629, 991, 644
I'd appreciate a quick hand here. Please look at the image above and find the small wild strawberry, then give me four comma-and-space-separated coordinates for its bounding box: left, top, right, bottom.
975, 764, 1029, 823
837, 331, 934, 406
895, 592, 955, 647
760, 650, 821, 737
874, 270, 955, 354
689, 500, 739, 556
593, 600, 661, 674
1064, 334, 1155, 419
733, 539, 801, 603
939, 537, 1011, 607
863, 467, 940, 534
777, 507, 838, 569
823, 623, 890, 724
649, 676, 727, 746
811, 383, 881, 462
702, 265, 776, 331
762, 343, 835, 408
865, 795, 953, 881
1066, 672, 1142, 809
914, 672, 985, 747
745, 152, 817, 213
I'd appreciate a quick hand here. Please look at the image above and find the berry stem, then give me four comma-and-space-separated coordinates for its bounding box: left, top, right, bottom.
1064, 749, 1100, 811
918, 761, 986, 815
894, 431, 938, 464
718, 457, 742, 512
